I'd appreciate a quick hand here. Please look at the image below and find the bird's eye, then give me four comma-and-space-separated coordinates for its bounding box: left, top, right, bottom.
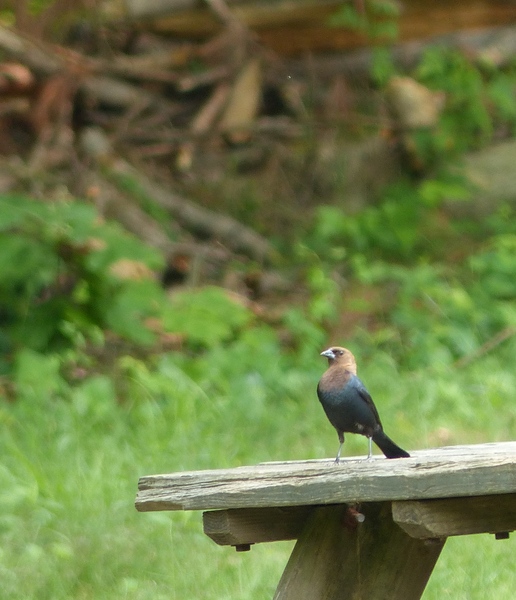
338, 350, 343, 356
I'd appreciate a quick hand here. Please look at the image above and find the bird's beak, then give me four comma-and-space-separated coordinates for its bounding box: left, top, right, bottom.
320, 348, 335, 360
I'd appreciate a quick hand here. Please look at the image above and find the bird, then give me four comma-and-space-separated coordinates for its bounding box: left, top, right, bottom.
317, 346, 410, 462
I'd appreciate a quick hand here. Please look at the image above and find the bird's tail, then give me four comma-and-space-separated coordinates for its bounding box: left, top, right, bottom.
372, 430, 410, 459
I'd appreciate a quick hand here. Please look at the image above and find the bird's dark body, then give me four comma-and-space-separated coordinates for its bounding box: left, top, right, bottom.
317, 346, 410, 460
317, 373, 380, 439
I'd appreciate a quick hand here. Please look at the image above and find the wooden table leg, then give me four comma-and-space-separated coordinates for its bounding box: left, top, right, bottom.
274, 502, 445, 600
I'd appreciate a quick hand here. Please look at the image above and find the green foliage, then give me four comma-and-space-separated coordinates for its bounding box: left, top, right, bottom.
2, 192, 516, 599
0, 195, 274, 378
304, 183, 516, 368
418, 176, 472, 207
0, 194, 166, 364
13, 349, 66, 402
469, 234, 516, 300
3, 19, 516, 599
370, 46, 397, 87
281, 244, 342, 362
27, 0, 56, 15
486, 72, 516, 129
162, 286, 255, 347
296, 42, 516, 370
345, 234, 516, 368
106, 169, 173, 234
328, 0, 400, 41
309, 176, 470, 262
409, 47, 516, 166
2, 333, 516, 598
417, 48, 492, 153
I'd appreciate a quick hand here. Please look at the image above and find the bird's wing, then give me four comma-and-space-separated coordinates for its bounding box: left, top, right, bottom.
352, 376, 383, 428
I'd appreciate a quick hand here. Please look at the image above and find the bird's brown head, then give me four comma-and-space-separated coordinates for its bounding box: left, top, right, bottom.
320, 346, 357, 375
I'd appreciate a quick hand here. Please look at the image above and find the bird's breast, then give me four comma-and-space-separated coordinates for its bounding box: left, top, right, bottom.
317, 374, 378, 434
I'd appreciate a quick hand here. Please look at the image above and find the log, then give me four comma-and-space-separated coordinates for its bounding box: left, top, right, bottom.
124, 0, 340, 24
283, 25, 516, 81
106, 158, 274, 262
121, 0, 516, 57
79, 125, 274, 263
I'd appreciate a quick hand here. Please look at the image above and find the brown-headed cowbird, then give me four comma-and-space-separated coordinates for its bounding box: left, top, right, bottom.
317, 346, 410, 462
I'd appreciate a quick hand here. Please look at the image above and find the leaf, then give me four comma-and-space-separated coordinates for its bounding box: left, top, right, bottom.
0, 233, 56, 288
487, 75, 516, 123
103, 280, 165, 345
84, 222, 164, 275
12, 301, 66, 350
162, 287, 254, 347
371, 47, 396, 87
0, 195, 42, 230
419, 179, 471, 207
327, 5, 366, 30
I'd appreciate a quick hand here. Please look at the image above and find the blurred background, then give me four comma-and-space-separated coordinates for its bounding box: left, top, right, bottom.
1, 0, 516, 598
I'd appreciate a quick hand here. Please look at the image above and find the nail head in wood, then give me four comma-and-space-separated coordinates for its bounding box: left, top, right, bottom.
348, 506, 365, 523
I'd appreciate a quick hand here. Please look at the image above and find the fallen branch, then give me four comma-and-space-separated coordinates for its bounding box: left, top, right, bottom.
0, 25, 182, 109
176, 81, 231, 170
100, 183, 232, 265
80, 125, 274, 263
285, 25, 516, 82
109, 158, 275, 263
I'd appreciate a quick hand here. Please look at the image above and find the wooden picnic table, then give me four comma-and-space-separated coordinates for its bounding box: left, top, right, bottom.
135, 441, 516, 599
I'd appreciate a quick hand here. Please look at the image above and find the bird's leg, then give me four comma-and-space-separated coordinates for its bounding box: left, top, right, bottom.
334, 443, 343, 464
366, 436, 373, 460
335, 431, 344, 464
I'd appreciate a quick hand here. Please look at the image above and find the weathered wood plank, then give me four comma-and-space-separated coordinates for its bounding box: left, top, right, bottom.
201, 494, 516, 545
273, 503, 445, 600
135, 442, 516, 512
203, 506, 314, 546
393, 493, 516, 539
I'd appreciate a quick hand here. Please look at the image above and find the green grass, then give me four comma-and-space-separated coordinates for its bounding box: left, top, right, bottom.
1, 340, 516, 599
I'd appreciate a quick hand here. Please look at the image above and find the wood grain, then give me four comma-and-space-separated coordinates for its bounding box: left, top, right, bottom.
273, 503, 444, 600
203, 505, 314, 546
136, 442, 516, 512
393, 493, 516, 539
